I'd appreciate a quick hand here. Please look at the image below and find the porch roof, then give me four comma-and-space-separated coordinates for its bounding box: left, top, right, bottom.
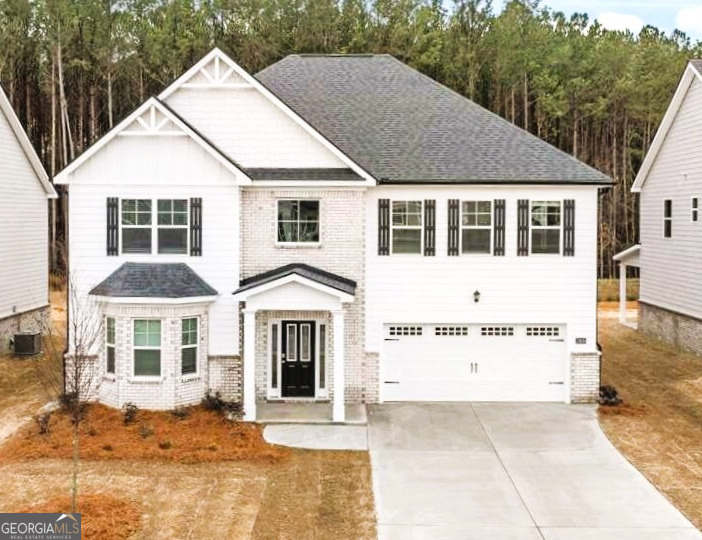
89, 263, 218, 298
234, 263, 356, 297
613, 244, 641, 266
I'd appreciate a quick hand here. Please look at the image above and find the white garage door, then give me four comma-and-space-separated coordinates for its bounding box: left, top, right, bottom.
381, 324, 567, 402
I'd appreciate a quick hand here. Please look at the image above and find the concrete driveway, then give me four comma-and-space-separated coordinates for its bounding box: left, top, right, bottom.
368, 402, 702, 540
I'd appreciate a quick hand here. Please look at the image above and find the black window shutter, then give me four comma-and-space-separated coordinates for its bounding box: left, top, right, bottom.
190, 198, 202, 256
493, 199, 506, 256
378, 199, 390, 256
448, 199, 459, 256
424, 200, 436, 256
517, 199, 529, 256
106, 197, 118, 256
563, 199, 575, 256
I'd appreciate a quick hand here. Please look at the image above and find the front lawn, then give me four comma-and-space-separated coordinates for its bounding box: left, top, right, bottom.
598, 312, 702, 530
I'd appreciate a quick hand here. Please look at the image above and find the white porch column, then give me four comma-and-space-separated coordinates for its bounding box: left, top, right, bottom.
619, 262, 627, 324
332, 309, 345, 423
243, 309, 257, 422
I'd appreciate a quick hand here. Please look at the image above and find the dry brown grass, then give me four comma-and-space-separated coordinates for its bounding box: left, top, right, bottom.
598, 311, 702, 530
0, 452, 376, 540
598, 278, 639, 302
17, 494, 141, 540
0, 404, 290, 464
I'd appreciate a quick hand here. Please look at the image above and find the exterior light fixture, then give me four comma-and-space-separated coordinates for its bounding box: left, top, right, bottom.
473, 290, 481, 303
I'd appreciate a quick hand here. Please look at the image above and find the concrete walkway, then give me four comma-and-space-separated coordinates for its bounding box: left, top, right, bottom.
368, 402, 702, 540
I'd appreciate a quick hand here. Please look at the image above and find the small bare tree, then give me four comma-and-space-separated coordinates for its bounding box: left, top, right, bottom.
36, 271, 104, 512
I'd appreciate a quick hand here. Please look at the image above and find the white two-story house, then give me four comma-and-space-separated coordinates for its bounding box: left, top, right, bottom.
616, 60, 702, 354
55, 49, 611, 421
0, 84, 57, 354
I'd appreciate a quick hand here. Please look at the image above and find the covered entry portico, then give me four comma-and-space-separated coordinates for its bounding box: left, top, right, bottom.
613, 244, 640, 325
232, 264, 356, 423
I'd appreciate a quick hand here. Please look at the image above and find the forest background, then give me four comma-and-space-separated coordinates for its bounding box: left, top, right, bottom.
1, 0, 700, 277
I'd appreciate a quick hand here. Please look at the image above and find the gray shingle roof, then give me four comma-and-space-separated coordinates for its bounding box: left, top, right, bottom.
256, 55, 612, 184
235, 263, 356, 296
690, 59, 702, 73
89, 263, 218, 298
246, 168, 362, 181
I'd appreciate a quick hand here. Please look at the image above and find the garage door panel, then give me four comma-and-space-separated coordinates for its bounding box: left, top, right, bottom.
382, 324, 566, 402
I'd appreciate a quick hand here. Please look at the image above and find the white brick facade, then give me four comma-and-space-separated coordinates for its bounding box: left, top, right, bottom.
570, 352, 601, 403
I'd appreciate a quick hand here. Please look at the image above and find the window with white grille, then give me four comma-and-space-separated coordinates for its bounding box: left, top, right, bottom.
435, 326, 469, 336
526, 326, 560, 337
388, 326, 423, 336
481, 326, 514, 336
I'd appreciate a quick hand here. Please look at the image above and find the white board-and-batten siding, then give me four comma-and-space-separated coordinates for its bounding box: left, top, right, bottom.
640, 75, 702, 319
0, 105, 49, 319
65, 135, 240, 355
364, 185, 600, 355
164, 88, 347, 169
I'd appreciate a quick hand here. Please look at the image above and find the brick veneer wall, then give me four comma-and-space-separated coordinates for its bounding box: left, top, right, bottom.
640, 301, 702, 355
241, 188, 377, 403
570, 352, 601, 403
0, 305, 49, 355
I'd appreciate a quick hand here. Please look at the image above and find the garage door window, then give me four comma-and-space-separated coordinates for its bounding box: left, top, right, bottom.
526, 326, 560, 337
435, 326, 469, 336
461, 201, 492, 253
388, 326, 423, 336
481, 326, 514, 336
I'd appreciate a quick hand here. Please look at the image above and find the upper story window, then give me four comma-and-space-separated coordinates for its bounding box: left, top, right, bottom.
461, 201, 492, 254
392, 201, 422, 254
121, 199, 188, 254
664, 199, 672, 238
692, 198, 698, 223
277, 200, 320, 243
531, 201, 561, 254
133, 319, 161, 376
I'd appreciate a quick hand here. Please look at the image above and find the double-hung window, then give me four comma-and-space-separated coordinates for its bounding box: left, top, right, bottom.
692, 198, 698, 223
133, 320, 161, 376
121, 199, 189, 254
461, 201, 492, 253
392, 201, 422, 254
664, 199, 672, 238
277, 200, 320, 243
181, 318, 198, 375
158, 200, 188, 253
531, 201, 561, 254
122, 200, 153, 253
106, 317, 115, 374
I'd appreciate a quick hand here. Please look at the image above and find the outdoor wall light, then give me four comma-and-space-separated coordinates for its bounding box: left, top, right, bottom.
473, 290, 481, 303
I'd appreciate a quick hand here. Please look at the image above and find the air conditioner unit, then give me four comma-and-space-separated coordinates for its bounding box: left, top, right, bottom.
14, 332, 42, 356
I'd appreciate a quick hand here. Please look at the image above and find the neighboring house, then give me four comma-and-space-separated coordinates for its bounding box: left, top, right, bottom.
55, 49, 611, 421
0, 85, 57, 355
616, 60, 702, 354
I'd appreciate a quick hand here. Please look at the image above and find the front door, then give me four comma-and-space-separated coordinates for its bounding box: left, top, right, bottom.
281, 321, 316, 397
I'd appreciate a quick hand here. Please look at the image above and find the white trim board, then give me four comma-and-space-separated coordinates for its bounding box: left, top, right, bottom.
158, 48, 376, 186
632, 62, 702, 193
0, 85, 56, 198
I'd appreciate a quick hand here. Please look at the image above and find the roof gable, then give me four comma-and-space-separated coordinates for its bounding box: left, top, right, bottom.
632, 61, 702, 192
54, 97, 251, 184
256, 55, 612, 185
158, 48, 374, 183
0, 85, 56, 198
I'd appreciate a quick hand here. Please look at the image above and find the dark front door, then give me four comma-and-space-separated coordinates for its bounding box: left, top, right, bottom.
281, 321, 316, 397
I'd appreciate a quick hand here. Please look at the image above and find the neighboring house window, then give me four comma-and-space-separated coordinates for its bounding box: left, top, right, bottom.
664, 199, 672, 238
277, 200, 320, 243
181, 318, 198, 375
392, 201, 422, 254
461, 201, 492, 253
692, 198, 698, 222
121, 199, 152, 253
157, 199, 188, 254
133, 320, 161, 376
121, 199, 189, 254
531, 201, 561, 254
106, 317, 115, 374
